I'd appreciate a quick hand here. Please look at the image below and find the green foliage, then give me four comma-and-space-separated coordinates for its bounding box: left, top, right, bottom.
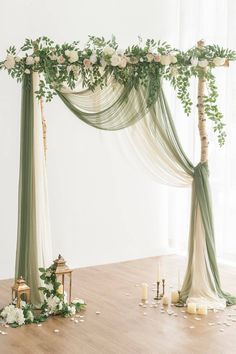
0, 36, 235, 146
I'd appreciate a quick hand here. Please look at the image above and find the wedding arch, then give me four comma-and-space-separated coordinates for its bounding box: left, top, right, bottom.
1, 36, 236, 308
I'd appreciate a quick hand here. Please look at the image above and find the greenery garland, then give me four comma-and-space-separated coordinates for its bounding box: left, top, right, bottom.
0, 36, 235, 146
0, 265, 86, 328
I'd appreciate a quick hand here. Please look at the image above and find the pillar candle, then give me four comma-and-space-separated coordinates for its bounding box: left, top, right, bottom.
141, 283, 148, 301
187, 302, 197, 314
197, 304, 208, 315
171, 291, 179, 304
162, 295, 169, 306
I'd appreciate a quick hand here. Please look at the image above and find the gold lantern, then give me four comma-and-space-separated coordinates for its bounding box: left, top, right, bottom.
12, 276, 30, 308
53, 254, 73, 303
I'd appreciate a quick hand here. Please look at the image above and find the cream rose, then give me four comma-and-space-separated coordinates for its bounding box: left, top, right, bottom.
34, 56, 40, 63
160, 55, 172, 65
57, 55, 65, 64
111, 54, 121, 66
170, 56, 177, 64
68, 50, 78, 63
118, 57, 127, 68
4, 54, 15, 69
213, 57, 225, 66
103, 45, 115, 56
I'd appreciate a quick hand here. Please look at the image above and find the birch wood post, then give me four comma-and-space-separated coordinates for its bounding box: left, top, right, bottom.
197, 40, 208, 163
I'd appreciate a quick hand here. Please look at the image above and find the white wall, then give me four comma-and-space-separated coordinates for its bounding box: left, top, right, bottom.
0, 0, 182, 279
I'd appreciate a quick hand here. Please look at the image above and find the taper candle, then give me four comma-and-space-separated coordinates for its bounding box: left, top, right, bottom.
141, 283, 148, 301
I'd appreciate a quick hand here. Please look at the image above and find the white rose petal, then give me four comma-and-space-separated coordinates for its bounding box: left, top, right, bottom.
213, 57, 225, 66
4, 54, 15, 69
160, 55, 172, 65
198, 59, 208, 68
26, 56, 34, 65
103, 45, 115, 56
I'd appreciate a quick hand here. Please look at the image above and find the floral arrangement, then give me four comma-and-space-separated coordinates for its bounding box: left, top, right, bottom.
0, 266, 85, 328
38, 265, 85, 317
0, 36, 235, 145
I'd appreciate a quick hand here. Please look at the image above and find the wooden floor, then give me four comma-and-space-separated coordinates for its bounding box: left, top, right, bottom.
1, 255, 236, 354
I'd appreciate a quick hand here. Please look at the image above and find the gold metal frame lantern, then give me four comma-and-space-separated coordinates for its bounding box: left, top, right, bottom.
12, 276, 30, 308
53, 254, 73, 303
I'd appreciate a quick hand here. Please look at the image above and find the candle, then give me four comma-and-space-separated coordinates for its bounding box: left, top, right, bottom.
162, 295, 169, 306
171, 291, 179, 304
157, 263, 161, 282
197, 304, 208, 315
141, 283, 148, 301
187, 302, 197, 314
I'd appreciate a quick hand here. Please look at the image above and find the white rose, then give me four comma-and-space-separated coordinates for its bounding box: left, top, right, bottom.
103, 45, 115, 56
198, 59, 208, 68
26, 56, 35, 65
160, 55, 172, 65
15, 56, 21, 63
213, 57, 225, 66
4, 54, 15, 69
170, 56, 177, 64
68, 50, 78, 63
118, 57, 127, 68
90, 53, 97, 64
65, 50, 71, 57
190, 57, 198, 66
111, 54, 121, 67
34, 56, 40, 63
24, 69, 31, 74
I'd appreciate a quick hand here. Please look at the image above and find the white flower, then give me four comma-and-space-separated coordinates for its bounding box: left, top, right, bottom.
213, 57, 225, 66
15, 56, 21, 63
160, 55, 172, 65
4, 54, 15, 69
90, 53, 97, 64
26, 56, 35, 65
46, 295, 60, 313
68, 50, 78, 63
111, 54, 121, 66
146, 53, 154, 62
190, 57, 198, 66
170, 56, 177, 64
198, 59, 208, 68
103, 45, 115, 56
15, 308, 25, 326
118, 56, 127, 68
34, 56, 40, 63
24, 69, 31, 74
57, 55, 65, 64
65, 50, 71, 57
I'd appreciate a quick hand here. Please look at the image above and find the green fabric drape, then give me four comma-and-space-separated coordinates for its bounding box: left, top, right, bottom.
58, 83, 236, 306
15, 73, 43, 307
